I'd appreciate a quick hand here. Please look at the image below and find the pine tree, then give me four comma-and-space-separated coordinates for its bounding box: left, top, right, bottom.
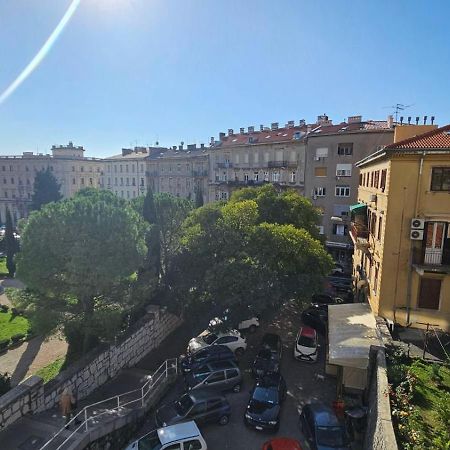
142, 187, 160, 278
30, 167, 62, 211
5, 208, 18, 277
143, 186, 157, 224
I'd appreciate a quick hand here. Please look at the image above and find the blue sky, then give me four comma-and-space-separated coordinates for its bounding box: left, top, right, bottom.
0, 0, 449, 158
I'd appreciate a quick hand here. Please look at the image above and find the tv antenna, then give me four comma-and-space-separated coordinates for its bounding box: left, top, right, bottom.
383, 103, 414, 123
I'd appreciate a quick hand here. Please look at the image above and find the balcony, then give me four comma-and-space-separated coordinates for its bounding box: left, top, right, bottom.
268, 160, 298, 168
216, 162, 233, 168
349, 222, 369, 250
412, 247, 450, 274
192, 170, 208, 177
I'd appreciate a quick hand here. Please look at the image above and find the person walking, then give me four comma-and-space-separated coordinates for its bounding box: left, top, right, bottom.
60, 387, 75, 428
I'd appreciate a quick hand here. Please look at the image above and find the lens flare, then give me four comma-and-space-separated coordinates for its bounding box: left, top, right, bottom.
0, 0, 81, 105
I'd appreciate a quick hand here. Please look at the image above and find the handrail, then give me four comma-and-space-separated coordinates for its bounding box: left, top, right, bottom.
39, 358, 177, 450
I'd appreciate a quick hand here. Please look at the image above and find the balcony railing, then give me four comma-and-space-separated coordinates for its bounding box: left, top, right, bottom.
412, 246, 450, 269
349, 222, 369, 249
268, 160, 298, 168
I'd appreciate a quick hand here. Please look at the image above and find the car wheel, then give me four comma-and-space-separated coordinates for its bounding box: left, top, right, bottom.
219, 415, 229, 425
235, 347, 245, 357
232, 383, 241, 393
248, 324, 257, 333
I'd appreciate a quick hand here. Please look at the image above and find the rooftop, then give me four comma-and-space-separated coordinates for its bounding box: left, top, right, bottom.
384, 124, 450, 150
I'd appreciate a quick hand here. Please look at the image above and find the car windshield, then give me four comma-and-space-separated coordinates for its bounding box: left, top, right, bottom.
297, 334, 316, 348
202, 333, 218, 345
253, 387, 278, 404
174, 394, 194, 415
316, 426, 346, 447
257, 348, 273, 360
137, 431, 162, 450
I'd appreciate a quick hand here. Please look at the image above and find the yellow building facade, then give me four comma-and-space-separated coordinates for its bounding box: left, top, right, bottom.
352, 125, 450, 332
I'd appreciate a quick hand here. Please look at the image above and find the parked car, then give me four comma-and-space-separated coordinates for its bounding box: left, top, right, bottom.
311, 294, 343, 305
252, 333, 282, 378
209, 307, 260, 333
294, 327, 319, 362
244, 373, 287, 432
125, 421, 207, 450
180, 345, 236, 375
185, 360, 242, 393
262, 438, 303, 450
300, 403, 350, 450
155, 391, 231, 427
301, 305, 328, 335
187, 329, 247, 356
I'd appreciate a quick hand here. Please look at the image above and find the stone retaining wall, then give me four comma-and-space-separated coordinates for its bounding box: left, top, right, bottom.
0, 306, 181, 429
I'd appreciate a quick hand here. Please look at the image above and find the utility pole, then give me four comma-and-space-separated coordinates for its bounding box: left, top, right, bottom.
416, 322, 440, 359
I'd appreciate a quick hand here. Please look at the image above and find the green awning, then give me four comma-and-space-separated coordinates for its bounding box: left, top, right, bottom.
349, 203, 367, 213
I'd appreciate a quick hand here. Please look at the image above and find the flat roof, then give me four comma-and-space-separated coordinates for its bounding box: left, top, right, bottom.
328, 303, 382, 370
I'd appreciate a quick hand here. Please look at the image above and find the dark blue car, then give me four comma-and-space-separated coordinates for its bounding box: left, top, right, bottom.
300, 403, 350, 450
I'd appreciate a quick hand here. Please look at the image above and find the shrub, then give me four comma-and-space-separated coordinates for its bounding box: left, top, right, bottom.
0, 304, 9, 313
0, 338, 9, 351
0, 372, 11, 395
10, 333, 26, 344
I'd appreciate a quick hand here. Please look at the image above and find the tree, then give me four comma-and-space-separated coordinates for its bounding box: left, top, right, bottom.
169, 195, 333, 324
195, 187, 204, 208
16, 189, 147, 354
30, 167, 62, 211
5, 208, 18, 277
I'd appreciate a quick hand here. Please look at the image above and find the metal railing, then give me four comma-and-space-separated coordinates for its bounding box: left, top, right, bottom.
39, 358, 177, 450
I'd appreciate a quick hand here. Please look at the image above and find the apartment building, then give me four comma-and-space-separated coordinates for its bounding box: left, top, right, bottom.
147, 145, 209, 200
352, 125, 450, 332
304, 115, 395, 267
208, 121, 307, 201
0, 142, 102, 224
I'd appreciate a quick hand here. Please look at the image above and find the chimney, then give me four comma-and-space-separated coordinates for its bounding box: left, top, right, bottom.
239, 127, 245, 134
210, 137, 215, 144
228, 128, 234, 136
415, 116, 420, 125
423, 115, 428, 125
317, 114, 329, 125
306, 125, 312, 134
400, 116, 404, 125
260, 124, 264, 132
219, 132, 226, 140
172, 146, 177, 150
287, 120, 295, 128
248, 126, 255, 133
200, 143, 205, 149
178, 144, 183, 150
407, 116, 412, 125
387, 115, 394, 128
348, 115, 362, 124
271, 122, 279, 131
122, 148, 133, 156
187, 144, 196, 151
431, 116, 435, 125
299, 119, 306, 126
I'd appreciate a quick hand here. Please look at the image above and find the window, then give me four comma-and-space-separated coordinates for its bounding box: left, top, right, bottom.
215, 336, 237, 344
81, 166, 84, 172
337, 143, 353, 155
244, 173, 249, 182
205, 371, 226, 384
126, 164, 129, 173
89, 178, 93, 186
380, 169, 387, 191
315, 147, 328, 158
272, 172, 280, 182
244, 153, 249, 163
254, 172, 259, 181
120, 165, 123, 173
263, 171, 269, 181
11, 178, 14, 184
336, 164, 352, 177
72, 178, 76, 185
290, 171, 296, 183
81, 178, 85, 185
254, 152, 259, 163
431, 167, 450, 191
314, 187, 326, 197
335, 185, 350, 197
317, 225, 324, 235
377, 216, 383, 240
332, 224, 347, 236
234, 154, 239, 164
418, 278, 441, 309
359, 173, 363, 186
374, 170, 380, 188
184, 440, 203, 450
164, 444, 182, 450
226, 369, 239, 379
314, 167, 327, 177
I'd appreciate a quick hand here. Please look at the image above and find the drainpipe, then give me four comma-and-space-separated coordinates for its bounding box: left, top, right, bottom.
405, 152, 426, 325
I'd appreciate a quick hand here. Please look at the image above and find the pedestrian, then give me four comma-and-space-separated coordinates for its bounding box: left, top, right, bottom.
59, 387, 75, 428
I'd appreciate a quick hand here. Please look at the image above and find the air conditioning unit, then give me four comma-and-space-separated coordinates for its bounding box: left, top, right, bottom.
370, 194, 377, 202
411, 218, 425, 230
410, 229, 424, 240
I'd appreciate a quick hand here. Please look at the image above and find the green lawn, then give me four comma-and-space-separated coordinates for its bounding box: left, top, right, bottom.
0, 310, 30, 341
35, 357, 65, 383
0, 257, 7, 276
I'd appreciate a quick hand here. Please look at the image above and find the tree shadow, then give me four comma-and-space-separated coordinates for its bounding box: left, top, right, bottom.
10, 335, 45, 386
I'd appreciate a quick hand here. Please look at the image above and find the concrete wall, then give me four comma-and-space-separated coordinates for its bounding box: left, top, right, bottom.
0, 306, 181, 429
364, 346, 397, 450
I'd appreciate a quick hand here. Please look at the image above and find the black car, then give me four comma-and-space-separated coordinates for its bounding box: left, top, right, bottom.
252, 347, 280, 378
155, 391, 231, 427
300, 402, 350, 450
301, 304, 328, 335
262, 333, 282, 356
311, 294, 344, 305
244, 373, 287, 432
180, 345, 236, 375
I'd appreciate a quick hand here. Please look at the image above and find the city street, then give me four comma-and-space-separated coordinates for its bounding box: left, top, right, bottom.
132, 301, 337, 449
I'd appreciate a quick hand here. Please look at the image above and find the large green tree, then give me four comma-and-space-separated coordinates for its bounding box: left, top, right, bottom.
5, 208, 19, 277
30, 167, 63, 211
15, 189, 147, 354
169, 191, 333, 324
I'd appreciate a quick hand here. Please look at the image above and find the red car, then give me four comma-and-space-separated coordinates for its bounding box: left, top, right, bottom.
262, 437, 303, 450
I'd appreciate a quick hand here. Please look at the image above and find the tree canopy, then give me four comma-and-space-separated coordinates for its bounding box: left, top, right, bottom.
5, 208, 19, 277
30, 167, 62, 211
15, 188, 147, 353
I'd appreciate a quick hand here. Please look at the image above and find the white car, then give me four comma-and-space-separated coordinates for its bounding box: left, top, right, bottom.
294, 326, 319, 362
187, 329, 247, 356
208, 314, 260, 333
125, 421, 207, 450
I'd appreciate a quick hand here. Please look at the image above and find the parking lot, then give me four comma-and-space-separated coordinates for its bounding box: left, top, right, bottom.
133, 300, 337, 449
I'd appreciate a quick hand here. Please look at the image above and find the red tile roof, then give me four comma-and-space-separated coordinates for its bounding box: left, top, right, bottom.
385, 124, 450, 150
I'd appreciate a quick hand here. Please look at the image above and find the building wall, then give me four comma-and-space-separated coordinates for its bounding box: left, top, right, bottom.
305, 130, 394, 265
355, 153, 450, 331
